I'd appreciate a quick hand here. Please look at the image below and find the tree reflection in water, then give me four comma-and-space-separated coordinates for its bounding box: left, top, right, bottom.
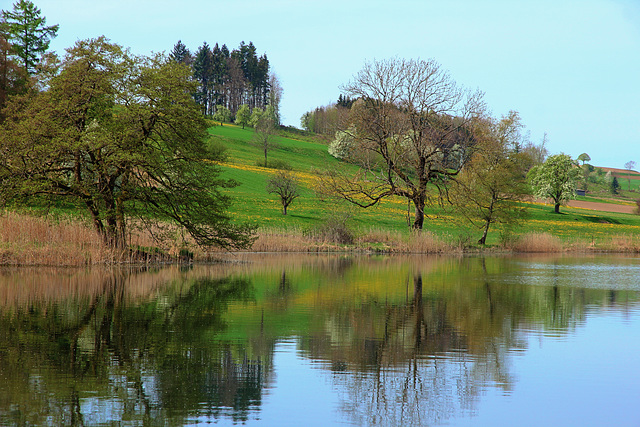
0, 267, 272, 426
301, 272, 516, 426
0, 256, 637, 426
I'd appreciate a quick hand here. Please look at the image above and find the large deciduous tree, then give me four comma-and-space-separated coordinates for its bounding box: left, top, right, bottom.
0, 0, 58, 75
528, 153, 581, 213
451, 112, 530, 245
0, 37, 255, 249
318, 57, 485, 230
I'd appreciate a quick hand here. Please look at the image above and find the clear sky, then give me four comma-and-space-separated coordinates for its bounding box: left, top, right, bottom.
21, 0, 640, 168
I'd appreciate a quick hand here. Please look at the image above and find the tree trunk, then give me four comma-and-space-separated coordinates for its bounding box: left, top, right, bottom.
554, 202, 560, 213
282, 203, 287, 215
412, 200, 425, 230
478, 200, 494, 245
478, 220, 490, 245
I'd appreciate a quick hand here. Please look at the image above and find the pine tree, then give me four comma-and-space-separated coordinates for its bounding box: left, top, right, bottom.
169, 40, 191, 65
611, 176, 620, 195
0, 0, 58, 74
192, 42, 213, 115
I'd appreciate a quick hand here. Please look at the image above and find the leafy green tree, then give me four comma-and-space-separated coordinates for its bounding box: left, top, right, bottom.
0, 37, 255, 249
212, 105, 232, 125
577, 152, 590, 166
249, 107, 263, 128
0, 0, 58, 74
528, 153, 581, 213
266, 170, 300, 215
234, 104, 250, 129
452, 114, 529, 245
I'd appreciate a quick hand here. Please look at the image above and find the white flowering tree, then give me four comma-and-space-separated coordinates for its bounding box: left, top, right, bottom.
528, 154, 581, 213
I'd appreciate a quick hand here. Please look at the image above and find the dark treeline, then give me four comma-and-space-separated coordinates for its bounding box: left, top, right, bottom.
170, 40, 270, 117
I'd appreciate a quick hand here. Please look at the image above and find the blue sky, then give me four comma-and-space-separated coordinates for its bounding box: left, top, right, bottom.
26, 0, 640, 168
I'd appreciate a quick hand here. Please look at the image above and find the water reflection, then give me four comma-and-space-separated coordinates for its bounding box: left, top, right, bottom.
0, 255, 638, 426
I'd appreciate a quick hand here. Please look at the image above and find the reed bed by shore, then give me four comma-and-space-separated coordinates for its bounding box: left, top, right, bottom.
1, 212, 639, 266
0, 211, 167, 266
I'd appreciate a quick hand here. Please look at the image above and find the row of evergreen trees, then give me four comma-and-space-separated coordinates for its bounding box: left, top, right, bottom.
170, 40, 271, 117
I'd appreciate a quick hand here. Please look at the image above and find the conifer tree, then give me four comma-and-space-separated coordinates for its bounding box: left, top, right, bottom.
169, 40, 191, 65
193, 42, 213, 114
0, 0, 58, 74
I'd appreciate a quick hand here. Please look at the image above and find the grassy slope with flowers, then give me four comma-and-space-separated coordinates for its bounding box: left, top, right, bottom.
211, 123, 640, 249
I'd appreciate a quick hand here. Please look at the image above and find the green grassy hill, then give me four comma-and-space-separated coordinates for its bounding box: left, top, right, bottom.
210, 124, 640, 248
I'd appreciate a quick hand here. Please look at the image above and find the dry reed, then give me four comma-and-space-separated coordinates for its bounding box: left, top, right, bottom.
600, 234, 640, 252
507, 232, 564, 253
249, 227, 455, 254
357, 228, 455, 253
0, 211, 167, 266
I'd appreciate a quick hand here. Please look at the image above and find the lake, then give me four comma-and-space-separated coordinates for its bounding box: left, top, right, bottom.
0, 254, 639, 426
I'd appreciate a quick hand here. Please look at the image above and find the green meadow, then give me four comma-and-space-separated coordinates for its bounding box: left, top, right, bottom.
211, 124, 640, 248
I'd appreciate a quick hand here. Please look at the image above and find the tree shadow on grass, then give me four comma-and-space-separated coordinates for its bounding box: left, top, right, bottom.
579, 215, 621, 225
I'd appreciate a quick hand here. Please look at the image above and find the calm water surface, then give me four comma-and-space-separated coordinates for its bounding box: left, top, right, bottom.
0, 254, 639, 426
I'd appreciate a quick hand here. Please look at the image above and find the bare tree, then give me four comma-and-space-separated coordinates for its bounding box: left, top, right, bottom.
318, 58, 485, 229
266, 171, 300, 215
624, 160, 637, 191
254, 106, 277, 166
268, 72, 283, 125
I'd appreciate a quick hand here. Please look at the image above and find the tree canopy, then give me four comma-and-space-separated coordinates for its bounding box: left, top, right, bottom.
528, 153, 581, 213
0, 37, 255, 249
451, 112, 530, 244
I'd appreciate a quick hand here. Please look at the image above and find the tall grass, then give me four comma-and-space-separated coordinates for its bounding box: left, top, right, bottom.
506, 232, 564, 253
249, 227, 455, 253
0, 211, 163, 265
357, 228, 455, 253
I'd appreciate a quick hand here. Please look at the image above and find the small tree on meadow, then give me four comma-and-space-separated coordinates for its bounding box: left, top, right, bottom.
212, 106, 231, 125
235, 104, 251, 129
528, 153, 581, 213
611, 176, 621, 195
249, 107, 263, 128
266, 171, 300, 215
254, 105, 277, 167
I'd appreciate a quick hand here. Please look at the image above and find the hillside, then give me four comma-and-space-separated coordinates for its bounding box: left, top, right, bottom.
210, 124, 640, 248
